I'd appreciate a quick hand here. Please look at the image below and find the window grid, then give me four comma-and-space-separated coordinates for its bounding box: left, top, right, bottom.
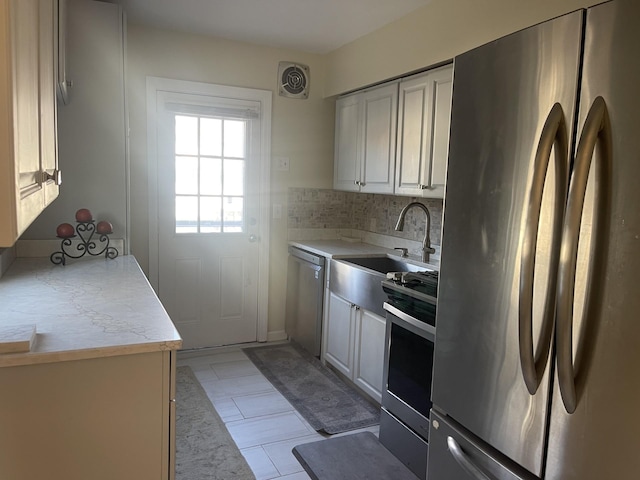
174, 115, 246, 234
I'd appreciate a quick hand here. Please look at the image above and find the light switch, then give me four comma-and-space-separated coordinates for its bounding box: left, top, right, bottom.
273, 204, 282, 219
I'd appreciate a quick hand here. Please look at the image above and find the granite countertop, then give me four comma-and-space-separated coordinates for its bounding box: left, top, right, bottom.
289, 239, 440, 271
0, 256, 182, 367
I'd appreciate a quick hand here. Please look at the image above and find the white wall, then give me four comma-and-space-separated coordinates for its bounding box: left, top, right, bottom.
23, 0, 128, 243
126, 25, 335, 337
325, 0, 602, 96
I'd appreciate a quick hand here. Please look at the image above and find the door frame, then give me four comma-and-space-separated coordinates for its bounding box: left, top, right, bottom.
146, 76, 271, 343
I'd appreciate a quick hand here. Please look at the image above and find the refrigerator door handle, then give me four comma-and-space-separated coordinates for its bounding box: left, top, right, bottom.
556, 96, 611, 413
447, 436, 494, 480
519, 103, 569, 395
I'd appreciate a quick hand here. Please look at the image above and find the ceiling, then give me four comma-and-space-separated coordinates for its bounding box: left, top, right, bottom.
105, 0, 432, 54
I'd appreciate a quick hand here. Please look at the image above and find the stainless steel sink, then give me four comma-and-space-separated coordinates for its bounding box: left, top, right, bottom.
330, 256, 427, 316
340, 256, 425, 275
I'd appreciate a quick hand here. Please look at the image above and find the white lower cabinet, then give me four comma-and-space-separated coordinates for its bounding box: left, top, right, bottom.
325, 291, 355, 377
354, 308, 386, 403
324, 291, 386, 403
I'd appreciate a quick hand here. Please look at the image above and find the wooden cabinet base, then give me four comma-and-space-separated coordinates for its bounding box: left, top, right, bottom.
0, 350, 175, 480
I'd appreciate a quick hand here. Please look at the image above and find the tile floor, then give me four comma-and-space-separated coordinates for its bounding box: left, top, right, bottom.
177, 343, 380, 480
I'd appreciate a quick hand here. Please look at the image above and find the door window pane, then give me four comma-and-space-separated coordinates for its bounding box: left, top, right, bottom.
200, 196, 222, 233
200, 118, 222, 156
173, 114, 247, 234
224, 159, 244, 196
223, 197, 243, 232
176, 196, 198, 233
175, 156, 198, 194
200, 157, 222, 195
224, 120, 245, 158
175, 116, 198, 155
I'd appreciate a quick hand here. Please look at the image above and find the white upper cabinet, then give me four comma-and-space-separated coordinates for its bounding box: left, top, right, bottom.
334, 93, 360, 192
0, 0, 59, 247
395, 65, 453, 198
334, 82, 398, 194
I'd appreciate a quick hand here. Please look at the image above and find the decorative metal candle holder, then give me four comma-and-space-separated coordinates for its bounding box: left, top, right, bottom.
51, 220, 118, 265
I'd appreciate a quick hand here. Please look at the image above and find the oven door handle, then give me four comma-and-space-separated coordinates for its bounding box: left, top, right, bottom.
383, 302, 436, 340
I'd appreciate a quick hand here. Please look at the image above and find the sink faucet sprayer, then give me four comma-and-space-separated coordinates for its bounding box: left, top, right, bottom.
395, 201, 436, 263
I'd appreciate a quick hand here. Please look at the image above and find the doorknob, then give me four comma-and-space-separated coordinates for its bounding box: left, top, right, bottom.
248, 234, 258, 243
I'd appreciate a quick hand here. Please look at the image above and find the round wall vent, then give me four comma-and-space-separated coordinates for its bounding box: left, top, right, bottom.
278, 62, 310, 99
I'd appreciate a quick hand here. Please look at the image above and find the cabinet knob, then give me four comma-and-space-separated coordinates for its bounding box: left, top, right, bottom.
418, 183, 429, 189
43, 169, 62, 186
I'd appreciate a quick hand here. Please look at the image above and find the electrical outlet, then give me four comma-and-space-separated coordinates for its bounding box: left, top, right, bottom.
275, 156, 290, 171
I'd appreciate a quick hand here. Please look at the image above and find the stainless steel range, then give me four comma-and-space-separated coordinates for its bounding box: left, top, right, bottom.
379, 270, 438, 480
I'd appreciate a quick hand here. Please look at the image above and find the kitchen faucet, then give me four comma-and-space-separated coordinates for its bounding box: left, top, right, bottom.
395, 202, 436, 263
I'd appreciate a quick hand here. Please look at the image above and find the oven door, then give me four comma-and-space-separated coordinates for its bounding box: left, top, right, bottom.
382, 302, 436, 441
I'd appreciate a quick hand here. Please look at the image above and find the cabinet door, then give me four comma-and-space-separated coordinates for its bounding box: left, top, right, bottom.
354, 308, 386, 403
324, 291, 355, 377
12, 0, 44, 234
0, 0, 58, 247
333, 93, 360, 191
360, 82, 397, 194
0, 351, 171, 479
395, 65, 453, 198
428, 66, 453, 196
40, 0, 59, 207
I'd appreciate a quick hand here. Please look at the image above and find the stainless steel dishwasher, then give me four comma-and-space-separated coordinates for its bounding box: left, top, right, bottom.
285, 246, 325, 357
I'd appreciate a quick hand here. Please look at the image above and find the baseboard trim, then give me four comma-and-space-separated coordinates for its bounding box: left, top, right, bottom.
267, 330, 288, 342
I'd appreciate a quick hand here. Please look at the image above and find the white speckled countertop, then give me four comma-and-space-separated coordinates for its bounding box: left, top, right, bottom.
0, 256, 182, 367
288, 239, 440, 271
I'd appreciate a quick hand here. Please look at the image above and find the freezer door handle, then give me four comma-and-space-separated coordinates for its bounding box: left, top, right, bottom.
519, 103, 569, 395
447, 436, 494, 480
556, 96, 612, 413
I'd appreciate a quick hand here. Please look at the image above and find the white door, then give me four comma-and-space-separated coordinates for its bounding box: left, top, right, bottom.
151, 86, 268, 349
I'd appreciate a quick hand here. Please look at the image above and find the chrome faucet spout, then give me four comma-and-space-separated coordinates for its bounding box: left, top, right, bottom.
395, 201, 436, 263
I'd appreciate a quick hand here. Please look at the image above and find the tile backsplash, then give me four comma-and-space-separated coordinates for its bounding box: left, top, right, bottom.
288, 188, 443, 246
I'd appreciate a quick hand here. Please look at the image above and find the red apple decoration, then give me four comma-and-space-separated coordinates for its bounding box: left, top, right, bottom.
96, 220, 113, 235
56, 223, 75, 238
75, 208, 93, 222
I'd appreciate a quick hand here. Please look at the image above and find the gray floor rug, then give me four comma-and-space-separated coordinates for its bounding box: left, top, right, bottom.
243, 342, 380, 434
175, 366, 255, 480
293, 432, 419, 480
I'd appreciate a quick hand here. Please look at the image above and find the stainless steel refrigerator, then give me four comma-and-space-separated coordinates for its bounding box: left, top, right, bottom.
428, 1, 640, 479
